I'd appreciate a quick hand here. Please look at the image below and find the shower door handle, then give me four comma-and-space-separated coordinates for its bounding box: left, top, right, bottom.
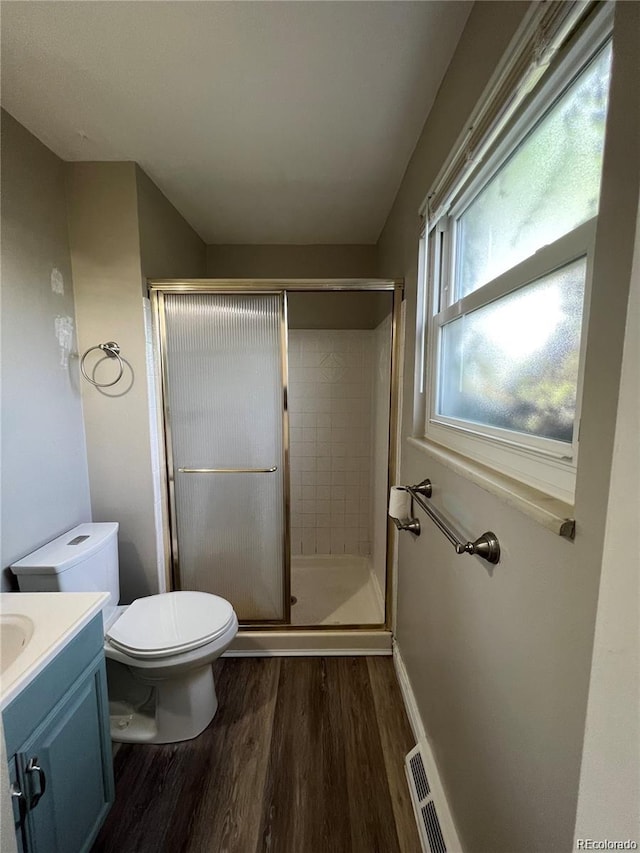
177, 466, 278, 474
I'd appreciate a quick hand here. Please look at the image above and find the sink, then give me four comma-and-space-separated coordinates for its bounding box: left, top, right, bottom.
1, 592, 109, 710
0, 613, 34, 673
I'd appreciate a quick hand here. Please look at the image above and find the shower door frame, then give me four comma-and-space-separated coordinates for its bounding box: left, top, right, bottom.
149, 279, 404, 631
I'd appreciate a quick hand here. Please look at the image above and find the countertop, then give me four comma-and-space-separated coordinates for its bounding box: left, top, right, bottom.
0, 592, 107, 711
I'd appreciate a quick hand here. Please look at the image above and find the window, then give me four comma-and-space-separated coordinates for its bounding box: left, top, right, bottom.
422, 18, 612, 502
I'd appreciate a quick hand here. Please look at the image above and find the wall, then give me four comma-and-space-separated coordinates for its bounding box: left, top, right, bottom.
574, 195, 640, 846
288, 329, 374, 558
288, 291, 390, 330
136, 166, 206, 283
66, 162, 153, 602
66, 163, 205, 602
0, 111, 91, 589
206, 243, 377, 278
377, 3, 640, 852
288, 314, 391, 597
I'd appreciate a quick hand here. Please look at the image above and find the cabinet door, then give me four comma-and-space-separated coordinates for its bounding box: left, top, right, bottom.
18, 658, 113, 853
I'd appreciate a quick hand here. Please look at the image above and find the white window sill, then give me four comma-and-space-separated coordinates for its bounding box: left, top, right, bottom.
406, 436, 575, 539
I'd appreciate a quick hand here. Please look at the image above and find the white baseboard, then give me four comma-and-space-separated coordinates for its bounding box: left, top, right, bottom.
393, 640, 464, 853
392, 639, 427, 744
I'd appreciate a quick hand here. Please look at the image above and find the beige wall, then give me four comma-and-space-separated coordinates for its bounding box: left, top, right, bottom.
66, 162, 154, 602
66, 162, 205, 602
288, 291, 391, 330
206, 243, 377, 278
574, 191, 640, 848
136, 166, 206, 282
0, 111, 91, 588
378, 3, 640, 852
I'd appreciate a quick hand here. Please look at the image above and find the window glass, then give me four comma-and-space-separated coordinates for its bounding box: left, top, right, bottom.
438, 258, 586, 443
455, 43, 611, 300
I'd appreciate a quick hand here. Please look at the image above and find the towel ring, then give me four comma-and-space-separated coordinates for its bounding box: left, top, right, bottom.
80, 342, 124, 387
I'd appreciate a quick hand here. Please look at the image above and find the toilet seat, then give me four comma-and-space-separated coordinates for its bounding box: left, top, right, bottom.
107, 590, 235, 660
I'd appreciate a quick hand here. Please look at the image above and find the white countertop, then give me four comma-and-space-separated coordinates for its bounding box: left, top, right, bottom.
0, 592, 108, 711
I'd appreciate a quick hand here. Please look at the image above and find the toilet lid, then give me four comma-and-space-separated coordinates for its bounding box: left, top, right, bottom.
106, 591, 236, 658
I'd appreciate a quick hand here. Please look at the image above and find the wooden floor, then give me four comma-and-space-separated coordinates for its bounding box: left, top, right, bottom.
93, 657, 422, 853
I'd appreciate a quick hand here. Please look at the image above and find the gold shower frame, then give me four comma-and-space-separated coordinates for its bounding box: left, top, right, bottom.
149, 279, 404, 632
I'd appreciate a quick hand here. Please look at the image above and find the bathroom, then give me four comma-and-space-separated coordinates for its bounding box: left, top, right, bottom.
1, 2, 639, 852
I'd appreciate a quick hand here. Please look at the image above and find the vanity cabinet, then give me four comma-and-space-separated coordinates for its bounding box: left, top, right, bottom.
3, 614, 114, 852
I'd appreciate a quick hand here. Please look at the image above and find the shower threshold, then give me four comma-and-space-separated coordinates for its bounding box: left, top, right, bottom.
225, 554, 390, 656
225, 628, 391, 657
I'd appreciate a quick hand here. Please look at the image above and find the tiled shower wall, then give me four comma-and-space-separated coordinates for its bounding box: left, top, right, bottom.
288, 327, 390, 556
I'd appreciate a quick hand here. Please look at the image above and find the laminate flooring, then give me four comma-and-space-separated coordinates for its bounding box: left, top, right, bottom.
93, 657, 422, 853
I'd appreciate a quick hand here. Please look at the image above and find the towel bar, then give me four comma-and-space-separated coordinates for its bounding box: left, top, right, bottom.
395, 479, 500, 565
177, 466, 278, 474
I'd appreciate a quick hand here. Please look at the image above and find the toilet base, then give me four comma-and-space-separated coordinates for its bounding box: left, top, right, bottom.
108, 662, 218, 744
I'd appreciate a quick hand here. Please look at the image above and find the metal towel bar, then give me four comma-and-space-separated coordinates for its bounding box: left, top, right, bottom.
393, 479, 500, 565
177, 466, 278, 474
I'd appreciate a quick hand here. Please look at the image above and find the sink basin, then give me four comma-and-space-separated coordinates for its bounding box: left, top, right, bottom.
1, 592, 109, 710
0, 614, 34, 673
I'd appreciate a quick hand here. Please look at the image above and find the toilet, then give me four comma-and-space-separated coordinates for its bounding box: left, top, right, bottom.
10, 522, 238, 744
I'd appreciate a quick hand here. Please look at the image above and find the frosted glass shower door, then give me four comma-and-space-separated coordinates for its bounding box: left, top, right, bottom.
162, 293, 286, 622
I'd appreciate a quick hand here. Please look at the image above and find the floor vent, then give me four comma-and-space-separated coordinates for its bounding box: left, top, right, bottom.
406, 743, 460, 853
421, 800, 447, 853
409, 750, 431, 800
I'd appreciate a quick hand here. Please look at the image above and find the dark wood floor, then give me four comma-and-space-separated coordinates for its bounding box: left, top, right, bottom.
93, 656, 422, 853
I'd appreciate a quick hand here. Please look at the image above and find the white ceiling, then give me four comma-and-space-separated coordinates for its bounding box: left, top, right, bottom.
1, 1, 471, 244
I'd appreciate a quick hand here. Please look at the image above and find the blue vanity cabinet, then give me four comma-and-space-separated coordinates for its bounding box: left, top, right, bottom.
8, 754, 27, 853
4, 614, 114, 853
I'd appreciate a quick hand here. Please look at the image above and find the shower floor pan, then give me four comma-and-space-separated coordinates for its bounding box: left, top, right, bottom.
290, 555, 384, 626
224, 556, 390, 656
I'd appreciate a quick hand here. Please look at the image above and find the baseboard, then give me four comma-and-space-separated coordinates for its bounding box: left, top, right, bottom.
224, 629, 393, 657
393, 640, 464, 853
392, 639, 427, 743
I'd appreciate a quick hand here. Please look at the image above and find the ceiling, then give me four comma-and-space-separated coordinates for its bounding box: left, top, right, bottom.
1, 1, 471, 245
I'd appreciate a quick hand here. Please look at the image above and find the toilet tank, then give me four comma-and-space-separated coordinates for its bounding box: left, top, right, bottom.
11, 523, 121, 612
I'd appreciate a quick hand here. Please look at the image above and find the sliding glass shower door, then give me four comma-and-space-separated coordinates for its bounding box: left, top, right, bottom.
161, 292, 288, 622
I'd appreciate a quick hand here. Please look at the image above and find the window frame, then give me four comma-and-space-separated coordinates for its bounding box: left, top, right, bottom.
421, 15, 612, 503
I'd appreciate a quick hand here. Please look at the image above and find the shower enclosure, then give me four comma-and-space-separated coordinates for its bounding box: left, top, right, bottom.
150, 280, 401, 632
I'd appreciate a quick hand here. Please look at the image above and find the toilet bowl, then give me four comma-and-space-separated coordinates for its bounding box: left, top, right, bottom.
104, 590, 238, 743
11, 523, 239, 744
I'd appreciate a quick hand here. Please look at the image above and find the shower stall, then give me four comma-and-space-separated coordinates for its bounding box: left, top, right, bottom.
150, 280, 401, 637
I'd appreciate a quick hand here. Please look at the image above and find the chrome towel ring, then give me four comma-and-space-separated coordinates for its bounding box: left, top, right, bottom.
80, 341, 124, 387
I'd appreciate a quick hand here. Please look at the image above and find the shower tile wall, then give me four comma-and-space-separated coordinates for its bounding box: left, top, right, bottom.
288, 331, 373, 556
